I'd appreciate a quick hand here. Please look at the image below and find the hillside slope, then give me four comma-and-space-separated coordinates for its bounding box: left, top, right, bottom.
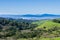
32, 20, 60, 30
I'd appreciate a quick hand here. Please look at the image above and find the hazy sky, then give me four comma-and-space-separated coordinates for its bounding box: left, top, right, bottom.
0, 0, 60, 15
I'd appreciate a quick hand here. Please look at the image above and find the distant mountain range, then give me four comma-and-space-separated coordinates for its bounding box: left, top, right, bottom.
20, 14, 60, 17
0, 14, 60, 20
0, 14, 60, 17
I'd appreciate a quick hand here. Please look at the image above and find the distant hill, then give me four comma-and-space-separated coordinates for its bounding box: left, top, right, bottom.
0, 14, 60, 17
0, 14, 60, 20
21, 14, 60, 17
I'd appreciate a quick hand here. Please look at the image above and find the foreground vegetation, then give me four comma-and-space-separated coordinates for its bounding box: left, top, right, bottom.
0, 17, 60, 40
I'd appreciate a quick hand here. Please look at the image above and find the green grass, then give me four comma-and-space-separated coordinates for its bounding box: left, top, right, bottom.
40, 37, 60, 40
53, 37, 60, 40
18, 37, 60, 40
33, 20, 60, 30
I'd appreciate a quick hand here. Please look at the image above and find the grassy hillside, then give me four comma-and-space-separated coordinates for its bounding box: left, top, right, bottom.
32, 20, 60, 30
30, 19, 60, 40
18, 37, 60, 40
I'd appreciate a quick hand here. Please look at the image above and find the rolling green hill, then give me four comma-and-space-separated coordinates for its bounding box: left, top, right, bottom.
31, 19, 60, 40
32, 20, 60, 30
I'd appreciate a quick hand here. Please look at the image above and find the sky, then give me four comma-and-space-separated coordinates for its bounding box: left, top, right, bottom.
0, 0, 60, 15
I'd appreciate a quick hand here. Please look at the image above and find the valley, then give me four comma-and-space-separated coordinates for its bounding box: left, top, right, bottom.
0, 16, 60, 40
